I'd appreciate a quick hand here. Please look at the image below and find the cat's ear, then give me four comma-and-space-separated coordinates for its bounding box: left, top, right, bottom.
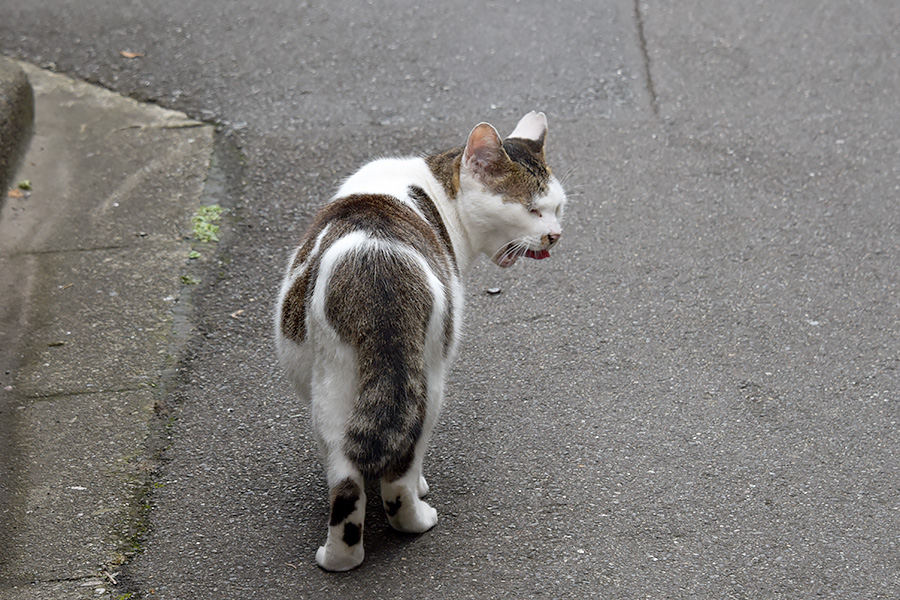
508, 111, 548, 145
463, 122, 507, 178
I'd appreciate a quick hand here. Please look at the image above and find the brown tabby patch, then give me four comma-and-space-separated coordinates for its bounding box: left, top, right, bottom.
425, 147, 463, 199
279, 193, 456, 345
327, 247, 432, 480
424, 138, 550, 208
487, 138, 552, 206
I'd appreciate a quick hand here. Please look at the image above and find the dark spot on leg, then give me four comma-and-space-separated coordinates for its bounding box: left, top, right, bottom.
383, 442, 418, 483
343, 522, 362, 547
329, 478, 360, 526
384, 495, 402, 517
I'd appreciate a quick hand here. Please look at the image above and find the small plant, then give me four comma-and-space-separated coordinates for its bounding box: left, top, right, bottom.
191, 204, 224, 242
181, 275, 200, 285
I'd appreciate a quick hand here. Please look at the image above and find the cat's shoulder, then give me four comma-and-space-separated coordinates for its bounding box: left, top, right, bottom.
336, 156, 432, 199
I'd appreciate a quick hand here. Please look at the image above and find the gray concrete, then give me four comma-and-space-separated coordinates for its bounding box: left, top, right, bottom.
0, 63, 214, 597
0, 57, 33, 199
2, 0, 899, 598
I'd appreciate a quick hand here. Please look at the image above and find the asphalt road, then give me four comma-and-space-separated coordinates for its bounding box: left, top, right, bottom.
3, 1, 899, 598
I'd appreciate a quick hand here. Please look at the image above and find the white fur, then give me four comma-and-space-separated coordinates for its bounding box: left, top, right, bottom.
457, 169, 565, 266
306, 231, 369, 480
275, 223, 333, 401
508, 110, 548, 141
336, 158, 433, 224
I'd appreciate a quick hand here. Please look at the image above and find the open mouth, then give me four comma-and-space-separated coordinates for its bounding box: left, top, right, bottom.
493, 244, 551, 268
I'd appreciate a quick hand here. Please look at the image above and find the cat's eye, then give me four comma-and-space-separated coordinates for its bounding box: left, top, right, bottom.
529, 208, 542, 218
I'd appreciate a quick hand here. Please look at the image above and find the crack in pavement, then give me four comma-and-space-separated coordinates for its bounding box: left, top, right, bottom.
633, 0, 660, 118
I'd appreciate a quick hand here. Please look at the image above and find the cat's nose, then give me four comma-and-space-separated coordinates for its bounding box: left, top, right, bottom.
545, 232, 561, 247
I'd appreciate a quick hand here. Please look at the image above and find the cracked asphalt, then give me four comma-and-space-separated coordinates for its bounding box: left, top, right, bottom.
2, 0, 899, 597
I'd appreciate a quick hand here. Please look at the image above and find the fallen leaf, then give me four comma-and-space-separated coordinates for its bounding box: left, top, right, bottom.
120, 50, 144, 59
7, 188, 24, 199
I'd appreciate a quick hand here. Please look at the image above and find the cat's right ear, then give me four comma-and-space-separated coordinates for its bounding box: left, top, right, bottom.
508, 111, 548, 145
463, 122, 506, 179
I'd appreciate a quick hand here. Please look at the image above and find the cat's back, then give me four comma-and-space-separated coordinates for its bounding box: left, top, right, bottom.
276, 156, 458, 355
336, 156, 434, 201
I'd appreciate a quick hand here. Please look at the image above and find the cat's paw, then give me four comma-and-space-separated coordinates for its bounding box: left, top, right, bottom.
316, 543, 364, 572
417, 475, 430, 498
388, 499, 438, 534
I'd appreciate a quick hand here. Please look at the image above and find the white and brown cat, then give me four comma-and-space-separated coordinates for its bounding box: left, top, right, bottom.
275, 111, 567, 571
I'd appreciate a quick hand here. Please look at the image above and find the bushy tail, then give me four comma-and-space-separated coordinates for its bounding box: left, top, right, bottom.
344, 351, 428, 480
327, 249, 433, 480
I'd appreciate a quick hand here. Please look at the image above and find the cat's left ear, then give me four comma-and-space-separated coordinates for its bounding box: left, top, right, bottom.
508, 111, 548, 146
463, 122, 507, 179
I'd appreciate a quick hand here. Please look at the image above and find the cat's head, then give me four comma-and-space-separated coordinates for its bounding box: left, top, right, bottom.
459, 111, 567, 268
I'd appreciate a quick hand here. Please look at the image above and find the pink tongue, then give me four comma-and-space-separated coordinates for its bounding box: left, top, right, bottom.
525, 249, 550, 260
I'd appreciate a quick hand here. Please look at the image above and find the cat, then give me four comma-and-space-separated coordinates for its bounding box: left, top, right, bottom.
275, 111, 567, 571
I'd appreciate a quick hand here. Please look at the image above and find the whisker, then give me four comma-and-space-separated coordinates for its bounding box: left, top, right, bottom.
494, 239, 520, 262
493, 233, 548, 263
558, 166, 578, 187
504, 241, 522, 260
492, 242, 512, 262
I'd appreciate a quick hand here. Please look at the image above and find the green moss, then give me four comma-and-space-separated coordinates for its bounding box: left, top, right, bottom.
191, 204, 224, 242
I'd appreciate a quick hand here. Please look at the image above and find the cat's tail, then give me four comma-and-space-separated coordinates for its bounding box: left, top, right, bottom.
345, 355, 428, 481
331, 249, 436, 481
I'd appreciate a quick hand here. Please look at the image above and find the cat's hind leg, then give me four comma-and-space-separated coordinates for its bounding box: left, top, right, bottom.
380, 434, 438, 533
381, 471, 438, 534
317, 464, 366, 571
381, 358, 446, 532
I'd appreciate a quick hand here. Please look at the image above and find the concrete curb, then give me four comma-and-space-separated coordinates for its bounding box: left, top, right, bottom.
0, 56, 35, 199
0, 60, 217, 598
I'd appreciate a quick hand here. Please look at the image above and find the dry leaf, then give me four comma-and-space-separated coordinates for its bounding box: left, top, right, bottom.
120, 50, 144, 59
7, 188, 24, 199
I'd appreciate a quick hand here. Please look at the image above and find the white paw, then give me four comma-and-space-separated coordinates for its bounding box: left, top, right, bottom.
316, 543, 364, 572
388, 500, 438, 534
417, 475, 430, 498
